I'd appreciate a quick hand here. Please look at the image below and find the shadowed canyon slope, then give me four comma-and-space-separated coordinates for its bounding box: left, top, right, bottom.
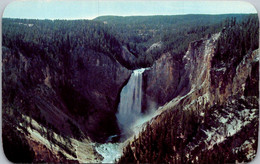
3, 45, 131, 161
2, 19, 134, 162
2, 14, 259, 163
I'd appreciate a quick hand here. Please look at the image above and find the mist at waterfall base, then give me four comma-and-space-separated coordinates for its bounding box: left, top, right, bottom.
116, 68, 146, 140
95, 68, 157, 163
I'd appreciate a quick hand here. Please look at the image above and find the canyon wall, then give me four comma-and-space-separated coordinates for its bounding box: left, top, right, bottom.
142, 52, 189, 112
2, 45, 131, 162
118, 32, 259, 163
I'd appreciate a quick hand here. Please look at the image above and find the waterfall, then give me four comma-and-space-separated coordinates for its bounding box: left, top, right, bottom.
96, 68, 152, 163
116, 68, 147, 137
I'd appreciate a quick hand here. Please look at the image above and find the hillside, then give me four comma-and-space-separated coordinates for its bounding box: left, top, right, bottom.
118, 32, 259, 163
118, 15, 259, 163
2, 18, 131, 162
94, 14, 253, 68
2, 14, 259, 163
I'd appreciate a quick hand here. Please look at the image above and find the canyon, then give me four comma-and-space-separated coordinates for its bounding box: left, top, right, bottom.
2, 14, 259, 163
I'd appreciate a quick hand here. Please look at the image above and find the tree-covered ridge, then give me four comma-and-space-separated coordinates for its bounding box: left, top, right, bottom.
95, 14, 251, 28
2, 18, 132, 144
3, 14, 258, 70
211, 14, 259, 89
214, 15, 259, 67
94, 14, 258, 68
116, 14, 259, 164
2, 18, 123, 67
2, 14, 259, 163
117, 96, 258, 164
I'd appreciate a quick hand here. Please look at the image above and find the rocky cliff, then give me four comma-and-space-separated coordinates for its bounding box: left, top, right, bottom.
142, 51, 189, 112
2, 16, 258, 163
118, 32, 259, 163
2, 43, 131, 162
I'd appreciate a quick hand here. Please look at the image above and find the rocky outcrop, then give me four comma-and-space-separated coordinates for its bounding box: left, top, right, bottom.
2, 43, 131, 162
118, 33, 259, 163
120, 46, 138, 67
59, 48, 131, 141
148, 32, 259, 113
145, 41, 163, 54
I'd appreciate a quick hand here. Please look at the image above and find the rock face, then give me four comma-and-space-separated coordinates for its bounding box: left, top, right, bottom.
2, 17, 258, 163
120, 46, 138, 68
2, 44, 131, 162
118, 33, 259, 163
143, 32, 258, 112
58, 48, 131, 141
142, 52, 189, 112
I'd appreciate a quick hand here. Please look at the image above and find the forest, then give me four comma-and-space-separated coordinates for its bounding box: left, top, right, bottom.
3, 14, 258, 70
117, 14, 259, 163
2, 13, 259, 163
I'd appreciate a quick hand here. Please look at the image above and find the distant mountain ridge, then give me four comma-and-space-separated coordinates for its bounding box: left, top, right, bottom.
2, 14, 259, 163
94, 14, 252, 24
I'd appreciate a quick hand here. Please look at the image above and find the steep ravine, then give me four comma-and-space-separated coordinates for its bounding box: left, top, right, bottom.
2, 44, 132, 162
118, 33, 259, 163
2, 15, 259, 163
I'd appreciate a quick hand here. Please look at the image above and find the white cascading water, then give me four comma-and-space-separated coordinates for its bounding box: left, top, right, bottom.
95, 68, 148, 163
95, 143, 122, 163
116, 68, 147, 137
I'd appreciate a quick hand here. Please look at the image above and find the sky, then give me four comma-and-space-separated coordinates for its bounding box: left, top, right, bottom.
2, 0, 258, 20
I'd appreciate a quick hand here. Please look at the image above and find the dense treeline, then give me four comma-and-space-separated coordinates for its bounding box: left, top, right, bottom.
3, 14, 257, 70
115, 14, 259, 164
2, 18, 126, 142
211, 14, 259, 88
213, 15, 259, 67
95, 14, 256, 67
117, 96, 259, 164
2, 18, 124, 68
118, 108, 201, 163
2, 14, 259, 163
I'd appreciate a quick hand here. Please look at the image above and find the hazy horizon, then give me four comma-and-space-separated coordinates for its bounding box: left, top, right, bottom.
3, 1, 257, 20
3, 13, 258, 21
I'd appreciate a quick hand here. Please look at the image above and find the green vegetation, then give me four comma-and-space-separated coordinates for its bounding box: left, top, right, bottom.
2, 18, 124, 68
3, 14, 256, 70
2, 14, 259, 163
211, 14, 259, 88
117, 96, 259, 164
214, 15, 259, 67
95, 14, 256, 67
